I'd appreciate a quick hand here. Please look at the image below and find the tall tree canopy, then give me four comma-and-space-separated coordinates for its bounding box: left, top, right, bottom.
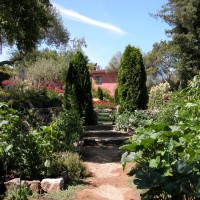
0, 0, 69, 65
118, 45, 148, 112
105, 51, 122, 73
143, 40, 180, 89
156, 0, 200, 86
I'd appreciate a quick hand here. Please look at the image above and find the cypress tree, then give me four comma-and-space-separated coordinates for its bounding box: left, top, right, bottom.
114, 87, 119, 104
64, 51, 97, 125
97, 87, 103, 100
118, 45, 148, 112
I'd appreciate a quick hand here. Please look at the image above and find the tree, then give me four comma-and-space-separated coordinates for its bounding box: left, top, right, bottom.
118, 45, 148, 112
25, 57, 65, 86
97, 87, 103, 100
143, 40, 180, 90
155, 0, 200, 86
64, 51, 96, 125
105, 51, 122, 73
0, 0, 69, 65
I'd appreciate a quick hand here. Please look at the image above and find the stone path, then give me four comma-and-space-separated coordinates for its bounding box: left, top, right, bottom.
75, 124, 141, 200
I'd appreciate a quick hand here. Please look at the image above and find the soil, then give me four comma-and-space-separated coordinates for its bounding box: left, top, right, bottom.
75, 146, 141, 200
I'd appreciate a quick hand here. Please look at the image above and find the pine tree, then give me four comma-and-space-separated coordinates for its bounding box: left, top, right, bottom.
64, 51, 97, 125
118, 45, 148, 112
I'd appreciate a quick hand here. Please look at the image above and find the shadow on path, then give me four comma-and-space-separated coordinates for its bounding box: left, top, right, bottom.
80, 145, 122, 163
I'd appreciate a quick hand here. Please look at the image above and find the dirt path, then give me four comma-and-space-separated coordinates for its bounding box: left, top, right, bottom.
75, 146, 141, 200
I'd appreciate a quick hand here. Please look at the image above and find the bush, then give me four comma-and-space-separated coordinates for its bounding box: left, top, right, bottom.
52, 109, 84, 150
148, 82, 171, 110
0, 103, 56, 180
115, 110, 157, 131
0, 70, 11, 86
121, 75, 200, 199
51, 152, 89, 180
2, 86, 62, 109
6, 184, 32, 200
96, 87, 103, 100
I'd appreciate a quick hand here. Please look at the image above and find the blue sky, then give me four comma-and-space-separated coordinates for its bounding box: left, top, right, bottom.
0, 0, 170, 68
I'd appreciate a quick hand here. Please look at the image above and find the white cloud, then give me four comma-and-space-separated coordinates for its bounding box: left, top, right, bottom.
53, 3, 126, 35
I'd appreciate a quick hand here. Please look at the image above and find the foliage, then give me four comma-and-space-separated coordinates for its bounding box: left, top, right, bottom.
64, 51, 96, 125
148, 82, 171, 110
2, 86, 62, 109
0, 70, 11, 85
118, 45, 148, 112
143, 41, 180, 89
26, 57, 65, 85
105, 51, 122, 73
52, 109, 84, 150
7, 184, 32, 200
121, 75, 200, 199
96, 87, 103, 100
115, 111, 157, 131
114, 87, 119, 104
51, 152, 89, 180
0, 102, 55, 179
155, 0, 200, 87
0, 0, 69, 55
101, 88, 114, 102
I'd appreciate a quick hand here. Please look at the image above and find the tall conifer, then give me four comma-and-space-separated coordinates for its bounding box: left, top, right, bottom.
118, 45, 148, 112
64, 51, 96, 125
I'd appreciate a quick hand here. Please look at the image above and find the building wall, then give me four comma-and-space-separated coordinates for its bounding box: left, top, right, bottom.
91, 70, 117, 96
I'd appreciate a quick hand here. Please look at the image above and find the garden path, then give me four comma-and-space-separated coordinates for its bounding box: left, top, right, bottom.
75, 125, 141, 200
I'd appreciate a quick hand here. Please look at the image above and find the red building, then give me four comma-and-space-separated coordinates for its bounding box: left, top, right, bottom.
90, 69, 118, 96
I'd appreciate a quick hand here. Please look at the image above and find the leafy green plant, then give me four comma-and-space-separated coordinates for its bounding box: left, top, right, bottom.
115, 111, 157, 131
52, 109, 84, 151
7, 184, 32, 200
121, 75, 200, 199
0, 102, 56, 179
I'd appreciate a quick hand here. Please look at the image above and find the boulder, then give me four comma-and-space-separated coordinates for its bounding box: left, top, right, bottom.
41, 178, 64, 193
4, 178, 41, 193
26, 180, 41, 193
4, 178, 20, 190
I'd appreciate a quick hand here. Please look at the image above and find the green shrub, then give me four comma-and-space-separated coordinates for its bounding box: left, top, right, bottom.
52, 109, 84, 150
0, 103, 56, 180
3, 86, 62, 109
51, 152, 89, 180
115, 110, 157, 131
6, 184, 32, 200
96, 87, 103, 100
121, 75, 200, 199
114, 87, 119, 104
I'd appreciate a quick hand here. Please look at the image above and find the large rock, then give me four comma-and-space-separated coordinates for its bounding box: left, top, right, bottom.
26, 180, 41, 193
4, 178, 41, 193
4, 178, 20, 190
41, 178, 64, 193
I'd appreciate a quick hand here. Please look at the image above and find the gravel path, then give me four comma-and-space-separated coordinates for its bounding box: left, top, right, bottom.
75, 146, 141, 200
